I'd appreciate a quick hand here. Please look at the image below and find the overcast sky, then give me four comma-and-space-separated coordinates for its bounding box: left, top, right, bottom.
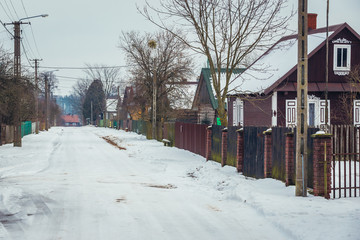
1, 0, 359, 96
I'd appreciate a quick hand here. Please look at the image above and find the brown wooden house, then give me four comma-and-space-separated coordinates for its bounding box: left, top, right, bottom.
227, 16, 360, 128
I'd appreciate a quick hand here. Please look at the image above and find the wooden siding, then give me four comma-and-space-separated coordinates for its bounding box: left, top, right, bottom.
243, 97, 272, 127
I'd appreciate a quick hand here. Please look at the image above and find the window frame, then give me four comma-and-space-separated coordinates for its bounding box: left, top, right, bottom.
333, 44, 351, 71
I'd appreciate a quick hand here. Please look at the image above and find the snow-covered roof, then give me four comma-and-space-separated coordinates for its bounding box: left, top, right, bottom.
106, 98, 118, 112
227, 31, 334, 95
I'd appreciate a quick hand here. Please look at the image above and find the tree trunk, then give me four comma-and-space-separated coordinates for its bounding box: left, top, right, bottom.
217, 100, 228, 127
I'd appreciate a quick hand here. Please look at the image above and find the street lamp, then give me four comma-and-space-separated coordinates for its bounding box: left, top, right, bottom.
4, 14, 48, 147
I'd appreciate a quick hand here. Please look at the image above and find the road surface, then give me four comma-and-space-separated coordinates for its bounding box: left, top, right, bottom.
1, 127, 290, 240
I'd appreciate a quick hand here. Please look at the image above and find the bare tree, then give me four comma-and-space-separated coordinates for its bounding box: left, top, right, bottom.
140, 0, 293, 126
336, 65, 360, 124
83, 64, 121, 98
119, 30, 194, 121
70, 77, 92, 122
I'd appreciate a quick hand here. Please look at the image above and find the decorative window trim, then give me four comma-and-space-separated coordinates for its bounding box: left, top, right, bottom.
332, 38, 352, 44
333, 44, 351, 72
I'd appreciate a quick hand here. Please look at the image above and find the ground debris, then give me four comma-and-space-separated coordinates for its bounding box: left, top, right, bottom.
146, 184, 177, 189
101, 136, 126, 150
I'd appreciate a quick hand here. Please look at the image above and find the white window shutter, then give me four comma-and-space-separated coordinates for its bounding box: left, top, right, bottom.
319, 100, 330, 126
233, 99, 243, 126
354, 100, 360, 126
286, 100, 297, 127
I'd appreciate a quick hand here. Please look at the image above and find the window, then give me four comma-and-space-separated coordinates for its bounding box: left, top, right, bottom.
334, 44, 351, 71
285, 97, 330, 127
233, 98, 243, 126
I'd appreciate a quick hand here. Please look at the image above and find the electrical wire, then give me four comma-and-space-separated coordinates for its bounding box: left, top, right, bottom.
3, 0, 15, 21
20, 0, 42, 58
8, 0, 19, 20
0, 19, 14, 37
0, 1, 13, 21
23, 65, 133, 70
21, 39, 34, 68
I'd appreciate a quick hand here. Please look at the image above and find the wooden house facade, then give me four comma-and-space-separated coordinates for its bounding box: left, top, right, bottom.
227, 18, 360, 128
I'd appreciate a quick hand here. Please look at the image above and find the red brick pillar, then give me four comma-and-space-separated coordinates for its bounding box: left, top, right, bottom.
236, 128, 244, 173
206, 126, 212, 161
285, 132, 295, 186
263, 128, 272, 178
221, 128, 228, 167
312, 132, 332, 199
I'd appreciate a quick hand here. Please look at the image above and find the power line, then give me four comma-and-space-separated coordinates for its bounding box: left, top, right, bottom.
0, 1, 13, 21
20, 0, 42, 57
0, 19, 14, 37
3, 0, 15, 21
8, 0, 20, 20
23, 65, 133, 70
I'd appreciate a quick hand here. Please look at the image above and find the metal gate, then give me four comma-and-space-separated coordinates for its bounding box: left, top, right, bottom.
331, 125, 360, 198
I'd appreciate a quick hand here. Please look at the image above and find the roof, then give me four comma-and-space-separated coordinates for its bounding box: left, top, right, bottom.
62, 115, 80, 123
227, 23, 359, 95
196, 68, 245, 110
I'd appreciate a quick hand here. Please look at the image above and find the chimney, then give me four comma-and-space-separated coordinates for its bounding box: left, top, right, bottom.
308, 13, 317, 30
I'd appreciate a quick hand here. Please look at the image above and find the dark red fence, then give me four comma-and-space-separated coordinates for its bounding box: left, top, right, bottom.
175, 122, 207, 158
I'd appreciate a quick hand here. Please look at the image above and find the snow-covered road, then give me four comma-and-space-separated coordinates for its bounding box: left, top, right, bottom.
0, 126, 359, 240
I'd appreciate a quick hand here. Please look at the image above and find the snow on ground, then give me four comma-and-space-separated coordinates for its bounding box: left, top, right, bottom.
0, 126, 359, 240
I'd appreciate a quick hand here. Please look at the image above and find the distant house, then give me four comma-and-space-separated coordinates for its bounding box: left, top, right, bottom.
192, 68, 245, 125
227, 15, 360, 127
61, 114, 81, 126
105, 97, 119, 121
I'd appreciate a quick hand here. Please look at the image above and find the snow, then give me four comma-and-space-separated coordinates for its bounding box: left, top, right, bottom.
0, 126, 359, 240
228, 32, 334, 94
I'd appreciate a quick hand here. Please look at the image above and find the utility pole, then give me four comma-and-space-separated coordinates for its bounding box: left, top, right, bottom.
91, 100, 93, 125
31, 59, 42, 134
45, 74, 49, 131
325, 0, 330, 132
296, 0, 309, 197
152, 68, 157, 139
5, 21, 29, 147
117, 86, 121, 130
148, 40, 157, 140
4, 14, 48, 147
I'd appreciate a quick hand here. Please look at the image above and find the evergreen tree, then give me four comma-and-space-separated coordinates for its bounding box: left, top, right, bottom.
83, 80, 105, 124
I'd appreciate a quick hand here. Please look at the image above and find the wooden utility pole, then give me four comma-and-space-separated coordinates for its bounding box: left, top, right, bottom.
5, 14, 47, 146
31, 59, 42, 134
296, 0, 309, 197
45, 75, 49, 131
117, 86, 121, 130
91, 100, 93, 125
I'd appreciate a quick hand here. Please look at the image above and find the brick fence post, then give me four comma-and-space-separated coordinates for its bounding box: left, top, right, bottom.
285, 132, 295, 186
312, 131, 332, 199
206, 126, 212, 161
221, 128, 228, 167
236, 128, 244, 173
263, 128, 272, 178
